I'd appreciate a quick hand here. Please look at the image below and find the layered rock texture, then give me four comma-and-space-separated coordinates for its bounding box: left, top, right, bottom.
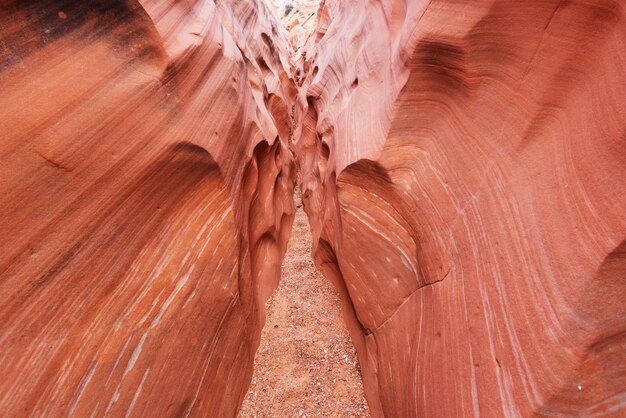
295, 0, 626, 416
1, 0, 625, 417
270, 0, 320, 50
0, 0, 295, 415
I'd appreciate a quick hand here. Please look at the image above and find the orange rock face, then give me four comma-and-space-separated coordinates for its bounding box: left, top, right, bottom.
295, 0, 626, 416
0, 0, 295, 415
1, 0, 625, 416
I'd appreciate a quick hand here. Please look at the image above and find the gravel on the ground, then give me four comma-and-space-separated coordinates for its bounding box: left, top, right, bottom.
238, 190, 370, 418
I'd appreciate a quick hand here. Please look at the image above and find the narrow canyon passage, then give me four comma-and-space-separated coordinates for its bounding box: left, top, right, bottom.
239, 188, 370, 417
0, 0, 624, 416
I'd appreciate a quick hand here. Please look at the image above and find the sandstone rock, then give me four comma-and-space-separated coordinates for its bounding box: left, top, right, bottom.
0, 0, 294, 415
1, 0, 625, 416
296, 0, 626, 416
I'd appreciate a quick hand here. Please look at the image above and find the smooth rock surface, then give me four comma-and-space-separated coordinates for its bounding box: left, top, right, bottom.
1, 0, 625, 416
0, 0, 295, 415
295, 0, 626, 416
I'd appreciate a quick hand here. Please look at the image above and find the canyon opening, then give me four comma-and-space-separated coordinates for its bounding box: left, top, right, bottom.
0, 0, 624, 417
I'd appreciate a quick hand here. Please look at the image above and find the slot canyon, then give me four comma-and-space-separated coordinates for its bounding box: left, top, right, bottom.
0, 0, 624, 416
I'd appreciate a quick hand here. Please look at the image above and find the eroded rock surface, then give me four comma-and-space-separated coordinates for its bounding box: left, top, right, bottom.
269, 0, 321, 51
0, 0, 295, 415
1, 0, 625, 417
295, 0, 626, 416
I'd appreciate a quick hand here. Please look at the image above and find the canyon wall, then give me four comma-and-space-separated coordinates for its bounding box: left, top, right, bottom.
0, 0, 295, 415
1, 0, 625, 416
296, 0, 626, 416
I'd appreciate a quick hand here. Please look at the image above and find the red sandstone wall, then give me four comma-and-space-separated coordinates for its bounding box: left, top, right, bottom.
1, 0, 624, 416
0, 0, 294, 415
296, 0, 626, 416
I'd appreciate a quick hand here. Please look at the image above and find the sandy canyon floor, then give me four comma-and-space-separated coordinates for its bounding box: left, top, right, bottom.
239, 189, 370, 417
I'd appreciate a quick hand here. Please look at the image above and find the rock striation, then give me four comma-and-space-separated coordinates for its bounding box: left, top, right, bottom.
295, 0, 626, 416
0, 0, 295, 415
1, 0, 625, 417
